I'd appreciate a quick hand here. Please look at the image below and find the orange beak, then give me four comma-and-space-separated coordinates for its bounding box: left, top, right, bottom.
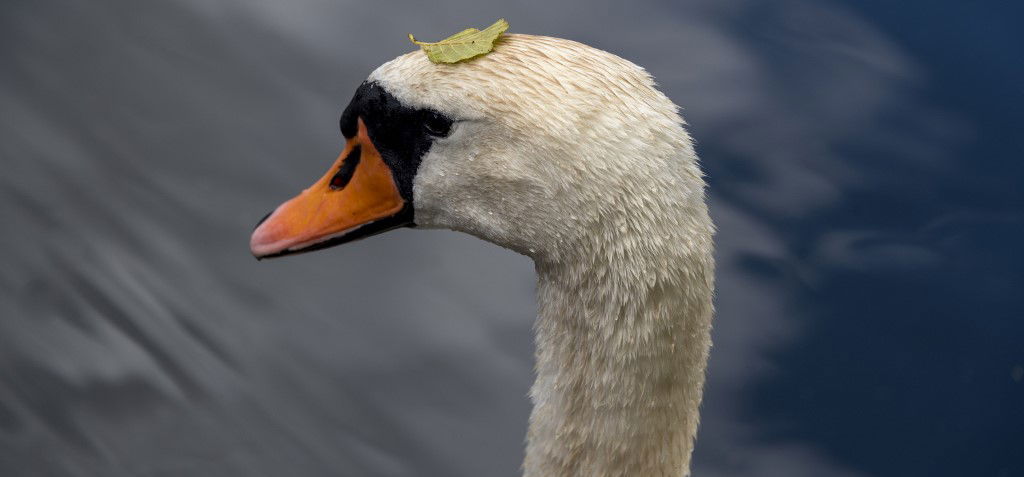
250, 118, 409, 258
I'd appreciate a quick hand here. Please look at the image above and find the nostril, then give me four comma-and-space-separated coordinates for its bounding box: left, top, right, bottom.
330, 145, 362, 190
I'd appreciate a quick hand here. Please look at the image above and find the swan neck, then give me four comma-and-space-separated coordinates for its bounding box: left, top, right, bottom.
523, 221, 715, 477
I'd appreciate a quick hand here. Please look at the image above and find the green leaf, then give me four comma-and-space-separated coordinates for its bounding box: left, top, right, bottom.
409, 19, 509, 64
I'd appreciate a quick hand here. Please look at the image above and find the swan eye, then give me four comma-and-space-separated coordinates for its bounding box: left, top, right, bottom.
423, 113, 453, 137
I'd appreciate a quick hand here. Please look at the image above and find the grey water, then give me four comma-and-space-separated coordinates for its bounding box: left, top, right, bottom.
1, 1, 1021, 476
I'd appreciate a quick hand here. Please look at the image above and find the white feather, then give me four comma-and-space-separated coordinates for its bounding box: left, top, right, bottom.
371, 34, 714, 477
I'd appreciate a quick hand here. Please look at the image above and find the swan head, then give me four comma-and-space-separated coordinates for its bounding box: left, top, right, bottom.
251, 34, 704, 262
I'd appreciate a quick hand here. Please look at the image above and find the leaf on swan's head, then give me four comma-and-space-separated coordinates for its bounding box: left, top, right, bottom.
409, 19, 509, 64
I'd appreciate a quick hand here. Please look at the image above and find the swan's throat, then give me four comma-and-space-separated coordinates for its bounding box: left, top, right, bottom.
524, 224, 714, 477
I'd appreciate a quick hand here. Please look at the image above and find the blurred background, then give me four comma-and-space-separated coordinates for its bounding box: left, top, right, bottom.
1, 0, 1022, 476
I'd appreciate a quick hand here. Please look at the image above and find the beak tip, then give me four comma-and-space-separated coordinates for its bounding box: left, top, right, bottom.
250, 218, 283, 259
250, 240, 277, 260
254, 211, 273, 231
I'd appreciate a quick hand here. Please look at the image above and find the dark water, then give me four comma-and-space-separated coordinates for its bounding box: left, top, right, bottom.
1, 1, 1021, 476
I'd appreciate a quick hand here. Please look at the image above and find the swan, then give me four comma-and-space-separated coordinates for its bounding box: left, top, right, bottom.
250, 33, 714, 477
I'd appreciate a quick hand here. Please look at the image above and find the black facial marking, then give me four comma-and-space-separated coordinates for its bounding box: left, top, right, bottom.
329, 145, 361, 190
339, 81, 452, 217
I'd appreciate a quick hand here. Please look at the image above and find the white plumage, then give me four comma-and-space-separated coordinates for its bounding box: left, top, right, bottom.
371, 34, 715, 476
